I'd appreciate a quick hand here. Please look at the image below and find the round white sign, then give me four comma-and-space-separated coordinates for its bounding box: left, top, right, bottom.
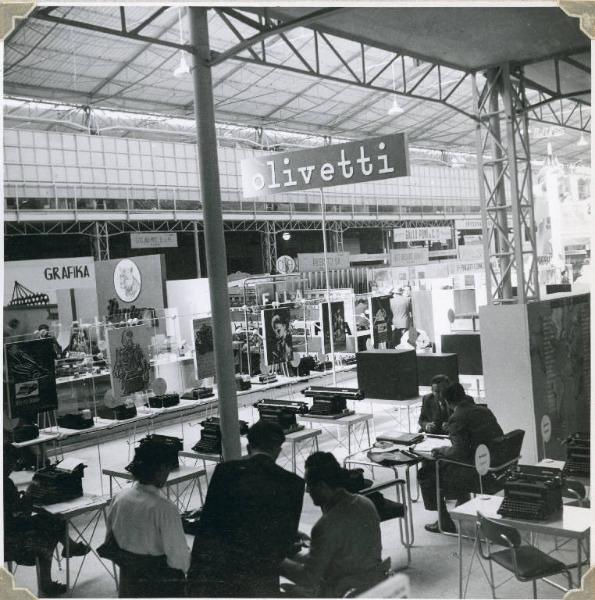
276, 255, 296, 274
152, 377, 167, 396
113, 259, 142, 303
541, 415, 552, 443
474, 444, 491, 476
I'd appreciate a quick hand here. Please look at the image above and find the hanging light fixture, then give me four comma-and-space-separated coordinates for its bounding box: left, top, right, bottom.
545, 142, 560, 168
282, 232, 291, 241
387, 62, 404, 116
577, 132, 589, 147
173, 8, 190, 78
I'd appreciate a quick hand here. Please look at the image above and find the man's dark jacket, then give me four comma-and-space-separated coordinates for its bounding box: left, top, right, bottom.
188, 453, 304, 597
418, 392, 451, 433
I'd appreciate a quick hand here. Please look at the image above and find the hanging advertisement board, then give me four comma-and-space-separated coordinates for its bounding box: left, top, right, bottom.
130, 232, 178, 249
241, 133, 409, 197
393, 226, 451, 243
390, 248, 429, 266
261, 306, 293, 365
370, 296, 393, 348
320, 301, 347, 353
297, 252, 351, 272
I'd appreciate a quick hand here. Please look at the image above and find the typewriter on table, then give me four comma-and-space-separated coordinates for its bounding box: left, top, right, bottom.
12, 423, 40, 443
57, 412, 94, 430
258, 373, 278, 384
301, 386, 363, 418
181, 387, 214, 400
29, 460, 87, 505
96, 403, 138, 421
147, 393, 180, 409
497, 464, 563, 521
192, 417, 249, 455
254, 399, 309, 433
562, 432, 590, 479
130, 434, 183, 470
236, 374, 252, 391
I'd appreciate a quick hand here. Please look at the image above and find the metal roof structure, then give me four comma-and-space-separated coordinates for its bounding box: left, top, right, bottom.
3, 5, 590, 163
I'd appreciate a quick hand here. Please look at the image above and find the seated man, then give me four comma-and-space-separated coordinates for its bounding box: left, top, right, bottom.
281, 452, 385, 597
418, 374, 451, 435
418, 382, 503, 534
4, 442, 90, 597
188, 421, 305, 598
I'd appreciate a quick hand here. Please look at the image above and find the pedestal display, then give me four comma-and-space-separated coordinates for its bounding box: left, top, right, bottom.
356, 349, 418, 400
441, 332, 482, 374
416, 352, 459, 386
479, 293, 590, 463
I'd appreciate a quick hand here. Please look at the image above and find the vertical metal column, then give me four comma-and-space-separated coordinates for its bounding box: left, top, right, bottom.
193, 221, 202, 278
188, 7, 241, 460
261, 221, 278, 273
473, 64, 539, 304
94, 222, 110, 261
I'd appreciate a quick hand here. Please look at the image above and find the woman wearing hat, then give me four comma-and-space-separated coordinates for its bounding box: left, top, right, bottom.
102, 441, 190, 597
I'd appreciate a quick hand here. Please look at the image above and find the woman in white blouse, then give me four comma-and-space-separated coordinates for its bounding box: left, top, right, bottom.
104, 441, 190, 597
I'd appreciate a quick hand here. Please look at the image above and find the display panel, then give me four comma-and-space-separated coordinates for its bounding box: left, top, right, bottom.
320, 301, 347, 353
261, 306, 293, 365
193, 317, 216, 380
370, 295, 393, 349
4, 338, 58, 417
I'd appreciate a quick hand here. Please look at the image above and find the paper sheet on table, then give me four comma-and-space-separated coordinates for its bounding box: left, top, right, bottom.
412, 437, 452, 454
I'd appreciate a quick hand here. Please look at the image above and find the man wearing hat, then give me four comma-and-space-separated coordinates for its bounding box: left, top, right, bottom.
188, 420, 305, 597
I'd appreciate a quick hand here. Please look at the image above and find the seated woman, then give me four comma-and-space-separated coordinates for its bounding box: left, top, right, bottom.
103, 440, 190, 598
3, 443, 90, 597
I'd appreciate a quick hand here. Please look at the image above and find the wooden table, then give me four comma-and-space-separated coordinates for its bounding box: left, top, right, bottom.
102, 464, 205, 511
450, 495, 590, 598
298, 413, 372, 455
39, 494, 116, 593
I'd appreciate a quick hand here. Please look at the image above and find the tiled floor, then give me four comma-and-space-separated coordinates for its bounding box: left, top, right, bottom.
6, 375, 578, 598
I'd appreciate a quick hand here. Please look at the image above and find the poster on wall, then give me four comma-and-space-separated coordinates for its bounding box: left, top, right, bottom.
370, 296, 393, 349
106, 325, 151, 400
95, 254, 167, 333
193, 317, 216, 380
261, 307, 293, 365
321, 301, 347, 353
4, 338, 58, 417
527, 293, 590, 460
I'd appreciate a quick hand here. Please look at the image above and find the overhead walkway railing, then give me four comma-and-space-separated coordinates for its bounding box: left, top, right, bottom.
3, 181, 481, 221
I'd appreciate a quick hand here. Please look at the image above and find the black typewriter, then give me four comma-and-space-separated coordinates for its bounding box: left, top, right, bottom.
29, 461, 86, 505
236, 375, 252, 391
192, 417, 249, 454
254, 398, 309, 433
301, 386, 363, 418
96, 404, 138, 421
181, 387, 215, 400
57, 413, 94, 430
497, 464, 563, 521
147, 393, 180, 409
562, 432, 590, 478
131, 434, 183, 470
12, 424, 40, 443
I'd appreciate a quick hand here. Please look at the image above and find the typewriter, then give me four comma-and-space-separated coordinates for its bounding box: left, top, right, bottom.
29, 461, 86, 505
12, 423, 40, 443
57, 412, 94, 430
132, 434, 183, 470
254, 398, 309, 433
301, 386, 363, 418
192, 417, 249, 455
497, 464, 563, 521
181, 387, 215, 400
147, 393, 180, 409
236, 375, 252, 391
96, 404, 138, 421
562, 432, 590, 478
258, 373, 278, 384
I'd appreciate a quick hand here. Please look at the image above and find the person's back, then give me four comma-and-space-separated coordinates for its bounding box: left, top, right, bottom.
390, 293, 410, 330
313, 491, 382, 597
188, 422, 304, 597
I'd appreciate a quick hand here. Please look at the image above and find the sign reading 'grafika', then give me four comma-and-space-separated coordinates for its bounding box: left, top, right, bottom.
241, 133, 409, 198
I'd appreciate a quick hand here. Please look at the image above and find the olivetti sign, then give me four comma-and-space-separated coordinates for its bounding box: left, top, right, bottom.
241, 133, 409, 198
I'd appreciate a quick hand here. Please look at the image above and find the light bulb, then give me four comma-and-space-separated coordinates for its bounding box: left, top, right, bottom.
282, 232, 291, 241
174, 54, 190, 78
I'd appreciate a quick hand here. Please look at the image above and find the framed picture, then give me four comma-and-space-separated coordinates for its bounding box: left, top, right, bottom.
371, 295, 393, 349
321, 301, 347, 353
261, 307, 293, 365
107, 325, 151, 400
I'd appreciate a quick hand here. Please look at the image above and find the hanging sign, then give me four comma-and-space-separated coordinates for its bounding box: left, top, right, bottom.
393, 227, 451, 243
389, 248, 429, 266
130, 233, 178, 249
241, 133, 409, 198
298, 252, 350, 272
455, 218, 483, 230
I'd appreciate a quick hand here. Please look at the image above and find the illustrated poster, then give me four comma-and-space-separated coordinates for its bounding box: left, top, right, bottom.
371, 295, 393, 349
193, 317, 216, 380
321, 301, 347, 353
261, 307, 293, 365
106, 324, 151, 400
4, 338, 58, 417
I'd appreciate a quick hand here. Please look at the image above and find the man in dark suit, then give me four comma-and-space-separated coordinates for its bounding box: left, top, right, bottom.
419, 382, 503, 533
418, 374, 451, 434
187, 421, 305, 597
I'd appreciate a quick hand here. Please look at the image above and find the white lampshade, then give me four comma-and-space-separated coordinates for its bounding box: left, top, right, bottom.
388, 97, 404, 116
577, 133, 589, 147
174, 54, 190, 78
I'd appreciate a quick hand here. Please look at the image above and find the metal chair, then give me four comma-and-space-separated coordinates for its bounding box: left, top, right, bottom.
476, 512, 572, 598
562, 479, 589, 508
435, 429, 525, 535
358, 479, 412, 566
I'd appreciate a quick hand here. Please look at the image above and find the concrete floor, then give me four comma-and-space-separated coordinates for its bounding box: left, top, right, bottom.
7, 375, 579, 598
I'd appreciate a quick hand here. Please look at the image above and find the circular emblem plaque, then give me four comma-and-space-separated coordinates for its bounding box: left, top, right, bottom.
276, 255, 296, 274
113, 259, 142, 303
